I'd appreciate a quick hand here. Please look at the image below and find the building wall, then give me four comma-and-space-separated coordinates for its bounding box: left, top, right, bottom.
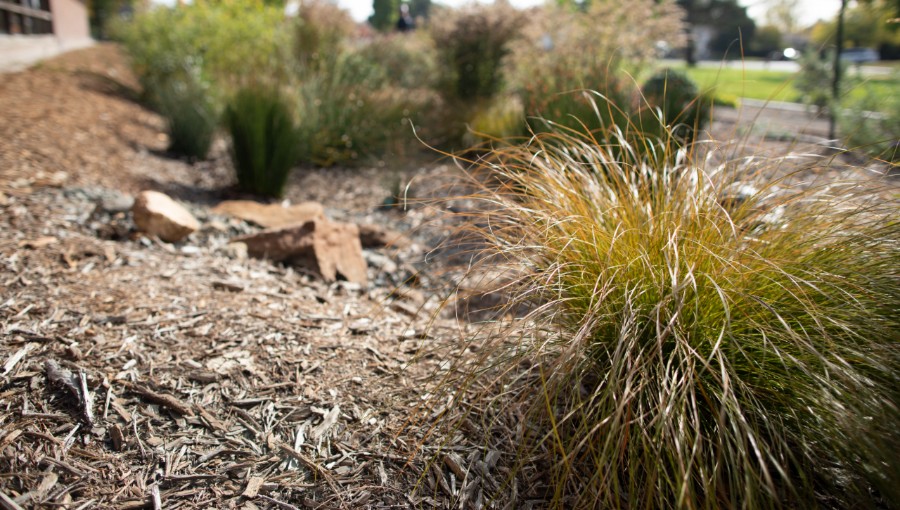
49, 0, 89, 46
0, 0, 91, 72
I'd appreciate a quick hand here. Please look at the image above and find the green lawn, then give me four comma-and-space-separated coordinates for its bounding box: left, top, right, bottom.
671, 65, 899, 107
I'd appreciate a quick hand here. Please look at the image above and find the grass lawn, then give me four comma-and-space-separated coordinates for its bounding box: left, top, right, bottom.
672, 65, 899, 107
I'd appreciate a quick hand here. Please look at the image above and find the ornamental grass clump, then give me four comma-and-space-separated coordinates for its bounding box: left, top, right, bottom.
436, 121, 899, 508
224, 87, 301, 198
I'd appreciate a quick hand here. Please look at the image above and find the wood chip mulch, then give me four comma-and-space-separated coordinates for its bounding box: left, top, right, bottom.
0, 45, 513, 509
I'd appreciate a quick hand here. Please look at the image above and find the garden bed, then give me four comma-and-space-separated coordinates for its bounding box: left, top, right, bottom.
0, 45, 895, 509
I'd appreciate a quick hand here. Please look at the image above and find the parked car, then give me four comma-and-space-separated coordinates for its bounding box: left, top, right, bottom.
840, 48, 879, 64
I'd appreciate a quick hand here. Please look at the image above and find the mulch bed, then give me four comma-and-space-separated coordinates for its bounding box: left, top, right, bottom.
0, 45, 510, 509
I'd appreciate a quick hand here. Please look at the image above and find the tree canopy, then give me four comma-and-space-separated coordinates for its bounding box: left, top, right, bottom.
677, 0, 756, 58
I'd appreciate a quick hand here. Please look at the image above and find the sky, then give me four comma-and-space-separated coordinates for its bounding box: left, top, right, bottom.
334, 0, 843, 26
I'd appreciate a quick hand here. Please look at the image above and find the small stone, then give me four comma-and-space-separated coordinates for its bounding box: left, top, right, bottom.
211, 200, 324, 228
132, 191, 200, 243
98, 193, 134, 214
207, 220, 229, 232
364, 251, 397, 273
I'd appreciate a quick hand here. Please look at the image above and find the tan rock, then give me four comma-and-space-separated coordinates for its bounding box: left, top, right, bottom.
357, 223, 411, 249
233, 219, 367, 284
132, 191, 200, 243
211, 200, 324, 229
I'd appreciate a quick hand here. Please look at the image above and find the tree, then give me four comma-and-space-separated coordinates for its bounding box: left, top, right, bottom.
750, 25, 784, 56
677, 0, 756, 60
408, 0, 431, 20
825, 0, 900, 138
764, 0, 801, 35
812, 1, 900, 48
369, 0, 399, 31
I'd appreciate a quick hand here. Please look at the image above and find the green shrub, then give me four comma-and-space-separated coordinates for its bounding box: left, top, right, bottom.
156, 71, 218, 160
839, 76, 900, 162
429, 3, 523, 104
507, 0, 685, 140
347, 32, 438, 90
435, 120, 900, 508
641, 67, 710, 143
518, 63, 634, 138
795, 49, 838, 113
292, 0, 355, 72
113, 1, 290, 102
294, 53, 426, 166
224, 87, 301, 198
427, 2, 524, 145
369, 0, 399, 32
463, 95, 526, 147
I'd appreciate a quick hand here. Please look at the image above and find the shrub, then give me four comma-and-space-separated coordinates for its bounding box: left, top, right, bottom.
428, 2, 525, 145
794, 49, 838, 114
347, 32, 438, 90
463, 95, 526, 147
641, 67, 710, 143
433, 120, 900, 508
224, 87, 301, 198
839, 76, 900, 162
155, 71, 218, 160
114, 1, 290, 100
429, 2, 524, 104
292, 0, 355, 72
294, 52, 426, 166
507, 0, 685, 139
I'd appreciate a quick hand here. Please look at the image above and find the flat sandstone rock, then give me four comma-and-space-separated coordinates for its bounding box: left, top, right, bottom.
211, 200, 324, 229
233, 219, 367, 285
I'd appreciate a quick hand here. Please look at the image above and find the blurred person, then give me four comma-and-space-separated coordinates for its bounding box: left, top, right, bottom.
397, 3, 414, 32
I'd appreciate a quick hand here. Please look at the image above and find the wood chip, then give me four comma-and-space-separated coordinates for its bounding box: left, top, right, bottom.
443, 452, 466, 479
0, 491, 25, 510
44, 360, 94, 427
121, 382, 193, 416
241, 476, 265, 499
310, 405, 340, 440
150, 484, 161, 510
257, 495, 301, 510
109, 424, 126, 452
211, 280, 245, 292
0, 430, 22, 453
2, 343, 36, 375
18, 236, 57, 249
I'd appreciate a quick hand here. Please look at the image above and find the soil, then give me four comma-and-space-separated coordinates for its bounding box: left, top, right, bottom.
0, 45, 894, 509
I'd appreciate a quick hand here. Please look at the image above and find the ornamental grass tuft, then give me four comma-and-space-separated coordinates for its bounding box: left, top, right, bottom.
432, 118, 900, 508
224, 87, 300, 198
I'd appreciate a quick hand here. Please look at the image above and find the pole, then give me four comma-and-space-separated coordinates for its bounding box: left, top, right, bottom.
829, 0, 847, 141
